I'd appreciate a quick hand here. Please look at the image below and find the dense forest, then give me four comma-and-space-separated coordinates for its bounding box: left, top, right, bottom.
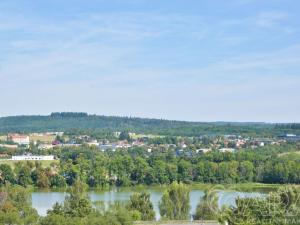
0, 112, 300, 137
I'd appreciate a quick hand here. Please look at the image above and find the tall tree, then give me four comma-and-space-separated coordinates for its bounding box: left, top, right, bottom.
127, 192, 155, 221
194, 189, 219, 220
159, 182, 190, 220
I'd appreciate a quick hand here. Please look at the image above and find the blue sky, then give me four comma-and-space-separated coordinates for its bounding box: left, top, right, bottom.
0, 0, 300, 122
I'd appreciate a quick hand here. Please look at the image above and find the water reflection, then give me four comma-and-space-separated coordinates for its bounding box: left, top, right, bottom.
32, 188, 265, 220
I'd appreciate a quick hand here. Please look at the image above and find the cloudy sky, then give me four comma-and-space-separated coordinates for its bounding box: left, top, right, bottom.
0, 0, 299, 122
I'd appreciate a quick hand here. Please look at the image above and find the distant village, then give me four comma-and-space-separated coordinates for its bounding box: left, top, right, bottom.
0, 131, 300, 161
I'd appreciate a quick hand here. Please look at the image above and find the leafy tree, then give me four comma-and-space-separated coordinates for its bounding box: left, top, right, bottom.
0, 164, 15, 185
127, 192, 155, 221
159, 182, 190, 220
14, 162, 32, 187
47, 180, 92, 218
50, 174, 67, 188
0, 185, 39, 225
63, 180, 92, 217
238, 161, 254, 182
177, 160, 193, 183
119, 131, 131, 142
194, 189, 219, 220
131, 157, 149, 184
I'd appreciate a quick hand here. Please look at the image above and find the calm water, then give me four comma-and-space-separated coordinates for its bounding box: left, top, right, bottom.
32, 188, 265, 220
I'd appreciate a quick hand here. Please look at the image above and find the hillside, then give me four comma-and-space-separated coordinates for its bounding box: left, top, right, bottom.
0, 112, 298, 137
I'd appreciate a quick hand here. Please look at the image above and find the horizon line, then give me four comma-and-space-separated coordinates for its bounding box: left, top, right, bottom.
0, 112, 299, 124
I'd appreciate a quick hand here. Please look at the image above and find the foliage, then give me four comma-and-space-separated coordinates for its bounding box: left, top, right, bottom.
0, 184, 39, 225
1, 143, 300, 190
43, 184, 134, 225
127, 192, 155, 221
220, 186, 300, 225
1, 113, 300, 137
194, 189, 219, 220
159, 182, 190, 220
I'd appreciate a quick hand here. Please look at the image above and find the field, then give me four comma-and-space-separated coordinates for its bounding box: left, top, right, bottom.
0, 135, 7, 141
278, 151, 300, 157
0, 159, 59, 169
29, 135, 56, 143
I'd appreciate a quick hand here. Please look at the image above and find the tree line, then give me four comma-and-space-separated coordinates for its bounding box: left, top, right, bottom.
1, 144, 300, 189
1, 113, 300, 136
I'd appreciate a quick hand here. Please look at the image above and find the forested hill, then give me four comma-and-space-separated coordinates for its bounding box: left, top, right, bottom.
0, 112, 299, 136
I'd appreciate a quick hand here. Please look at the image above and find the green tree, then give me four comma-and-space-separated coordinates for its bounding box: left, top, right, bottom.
127, 192, 155, 221
0, 164, 15, 185
63, 180, 92, 217
119, 131, 131, 142
177, 160, 193, 183
0, 184, 39, 225
159, 182, 190, 220
194, 189, 219, 220
50, 174, 67, 188
14, 163, 32, 187
238, 161, 254, 182
47, 180, 93, 218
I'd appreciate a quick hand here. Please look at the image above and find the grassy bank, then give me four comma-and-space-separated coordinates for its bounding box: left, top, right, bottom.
134, 221, 220, 225
32, 182, 293, 194
0, 159, 59, 169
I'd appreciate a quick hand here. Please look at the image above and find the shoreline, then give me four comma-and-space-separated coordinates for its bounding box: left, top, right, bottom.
30, 182, 295, 193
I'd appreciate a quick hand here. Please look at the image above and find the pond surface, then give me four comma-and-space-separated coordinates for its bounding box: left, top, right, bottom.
32, 187, 265, 220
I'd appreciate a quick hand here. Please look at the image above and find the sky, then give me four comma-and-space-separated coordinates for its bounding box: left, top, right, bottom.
0, 0, 300, 122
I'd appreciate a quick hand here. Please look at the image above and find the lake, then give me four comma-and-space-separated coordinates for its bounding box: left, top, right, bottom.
32, 186, 266, 220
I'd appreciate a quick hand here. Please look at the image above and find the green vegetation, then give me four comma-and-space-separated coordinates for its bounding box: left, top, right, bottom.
159, 183, 190, 220
0, 185, 39, 225
0, 160, 59, 170
127, 192, 156, 221
219, 186, 300, 225
0, 113, 300, 137
1, 181, 299, 225
194, 189, 219, 220
1, 143, 300, 189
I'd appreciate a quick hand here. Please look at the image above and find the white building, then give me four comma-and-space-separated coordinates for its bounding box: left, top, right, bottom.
196, 148, 212, 154
38, 144, 54, 150
11, 155, 55, 161
218, 148, 236, 153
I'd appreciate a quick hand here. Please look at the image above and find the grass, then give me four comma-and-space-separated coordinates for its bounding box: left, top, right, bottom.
29, 135, 56, 143
278, 151, 300, 157
0, 159, 59, 169
189, 182, 286, 193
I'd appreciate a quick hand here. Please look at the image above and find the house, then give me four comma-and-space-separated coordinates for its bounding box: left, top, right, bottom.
7, 134, 30, 145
